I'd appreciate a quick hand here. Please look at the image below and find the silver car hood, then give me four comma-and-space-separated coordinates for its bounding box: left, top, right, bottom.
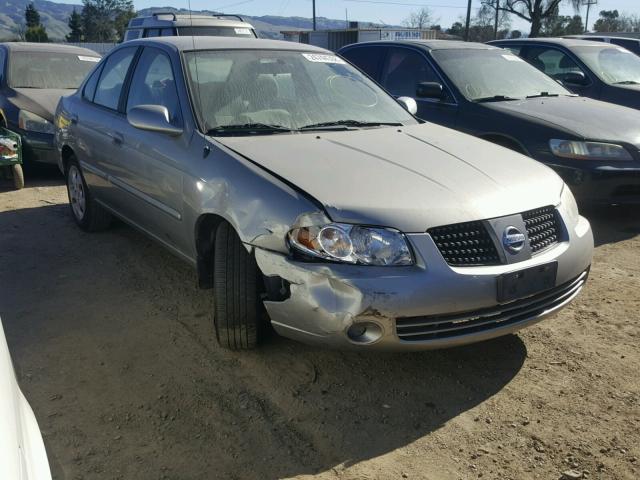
215, 123, 563, 232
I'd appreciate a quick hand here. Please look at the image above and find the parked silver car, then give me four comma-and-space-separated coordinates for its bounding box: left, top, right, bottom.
55, 37, 594, 351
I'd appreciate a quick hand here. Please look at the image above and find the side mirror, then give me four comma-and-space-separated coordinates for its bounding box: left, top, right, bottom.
127, 105, 182, 136
562, 71, 589, 87
397, 96, 418, 115
416, 81, 444, 99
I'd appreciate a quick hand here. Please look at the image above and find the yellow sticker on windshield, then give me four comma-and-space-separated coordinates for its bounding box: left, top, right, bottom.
502, 54, 523, 62
78, 56, 100, 62
302, 53, 346, 64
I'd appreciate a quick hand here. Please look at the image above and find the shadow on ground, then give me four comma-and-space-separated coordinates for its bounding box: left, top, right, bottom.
0, 202, 531, 479
581, 204, 640, 247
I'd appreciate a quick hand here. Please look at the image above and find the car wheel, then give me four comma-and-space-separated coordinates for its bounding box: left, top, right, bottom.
66, 159, 111, 231
12, 164, 24, 189
213, 221, 264, 350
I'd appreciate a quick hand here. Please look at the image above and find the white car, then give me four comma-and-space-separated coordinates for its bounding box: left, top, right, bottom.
0, 317, 52, 480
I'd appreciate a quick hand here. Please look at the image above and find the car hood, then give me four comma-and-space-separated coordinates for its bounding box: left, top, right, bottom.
482, 96, 640, 148
10, 88, 74, 123
214, 123, 564, 232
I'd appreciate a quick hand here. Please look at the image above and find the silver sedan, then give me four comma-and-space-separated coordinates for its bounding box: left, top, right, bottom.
55, 37, 593, 351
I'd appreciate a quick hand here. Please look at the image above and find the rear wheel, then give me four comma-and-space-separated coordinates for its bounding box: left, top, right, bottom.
65, 159, 112, 231
213, 221, 264, 350
12, 164, 24, 189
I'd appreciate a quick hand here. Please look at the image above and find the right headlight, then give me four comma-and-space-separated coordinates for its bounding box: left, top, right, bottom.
288, 223, 414, 266
549, 139, 633, 161
18, 110, 55, 135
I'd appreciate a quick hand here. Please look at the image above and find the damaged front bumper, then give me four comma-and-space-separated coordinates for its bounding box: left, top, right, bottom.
254, 214, 593, 351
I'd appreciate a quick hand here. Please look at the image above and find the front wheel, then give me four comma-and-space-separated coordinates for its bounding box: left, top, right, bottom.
213, 222, 265, 350
12, 164, 24, 189
66, 160, 112, 231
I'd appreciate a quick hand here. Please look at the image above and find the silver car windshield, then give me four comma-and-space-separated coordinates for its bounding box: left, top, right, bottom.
183, 49, 417, 134
432, 49, 571, 101
572, 46, 640, 85
9, 52, 100, 89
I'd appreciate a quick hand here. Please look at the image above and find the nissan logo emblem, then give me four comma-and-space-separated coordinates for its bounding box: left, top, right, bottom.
503, 226, 526, 254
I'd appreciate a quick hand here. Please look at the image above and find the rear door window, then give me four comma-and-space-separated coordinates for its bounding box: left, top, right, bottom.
610, 38, 640, 55
93, 47, 137, 110
144, 28, 161, 38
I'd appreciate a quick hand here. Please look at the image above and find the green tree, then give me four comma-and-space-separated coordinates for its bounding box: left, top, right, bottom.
593, 10, 623, 32
81, 0, 135, 42
25, 25, 49, 42
66, 8, 83, 42
490, 0, 583, 37
25, 2, 41, 28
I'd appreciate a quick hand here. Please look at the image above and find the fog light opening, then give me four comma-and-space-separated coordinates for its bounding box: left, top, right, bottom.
347, 322, 383, 344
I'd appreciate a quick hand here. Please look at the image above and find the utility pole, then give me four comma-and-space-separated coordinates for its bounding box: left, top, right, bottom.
582, 0, 597, 33
494, 0, 500, 40
313, 0, 317, 31
464, 0, 472, 41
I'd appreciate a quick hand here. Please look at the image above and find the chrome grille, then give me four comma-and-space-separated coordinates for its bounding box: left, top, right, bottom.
428, 221, 500, 267
523, 206, 561, 254
395, 270, 588, 342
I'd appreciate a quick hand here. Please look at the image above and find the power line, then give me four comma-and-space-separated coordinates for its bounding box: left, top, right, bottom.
344, 0, 469, 9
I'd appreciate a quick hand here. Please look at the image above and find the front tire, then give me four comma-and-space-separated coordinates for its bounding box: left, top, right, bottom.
65, 159, 111, 231
213, 222, 264, 350
12, 164, 24, 189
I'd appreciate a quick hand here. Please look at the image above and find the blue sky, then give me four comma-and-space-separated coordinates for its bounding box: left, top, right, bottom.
56, 0, 640, 32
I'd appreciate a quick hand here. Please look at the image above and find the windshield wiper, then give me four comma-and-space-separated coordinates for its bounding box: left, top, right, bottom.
474, 95, 519, 103
613, 80, 640, 85
299, 120, 403, 131
526, 92, 561, 99
207, 123, 294, 135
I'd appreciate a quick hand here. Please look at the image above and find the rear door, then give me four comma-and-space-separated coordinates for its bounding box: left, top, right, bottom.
75, 46, 138, 208
379, 46, 457, 127
339, 45, 386, 82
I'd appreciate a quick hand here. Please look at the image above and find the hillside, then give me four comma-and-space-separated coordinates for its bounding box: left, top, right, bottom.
0, 2, 385, 41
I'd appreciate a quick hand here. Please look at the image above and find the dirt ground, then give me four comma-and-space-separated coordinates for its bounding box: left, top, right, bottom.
0, 173, 638, 480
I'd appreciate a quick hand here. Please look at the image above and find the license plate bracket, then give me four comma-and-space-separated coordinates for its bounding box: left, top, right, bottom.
497, 262, 558, 303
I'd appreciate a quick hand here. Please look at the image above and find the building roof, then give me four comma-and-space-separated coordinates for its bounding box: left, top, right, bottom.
0, 42, 101, 56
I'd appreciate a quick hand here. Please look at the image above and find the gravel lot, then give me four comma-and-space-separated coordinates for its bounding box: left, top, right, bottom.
0, 174, 639, 480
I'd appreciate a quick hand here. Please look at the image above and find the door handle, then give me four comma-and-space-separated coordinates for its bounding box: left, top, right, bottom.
112, 132, 124, 146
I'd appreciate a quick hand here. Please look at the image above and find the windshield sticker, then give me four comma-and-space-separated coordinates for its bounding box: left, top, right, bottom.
501, 54, 523, 62
78, 56, 100, 62
302, 53, 346, 64
234, 28, 252, 35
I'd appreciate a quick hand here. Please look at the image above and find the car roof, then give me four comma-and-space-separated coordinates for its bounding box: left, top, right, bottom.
342, 39, 499, 51
564, 34, 640, 42
128, 14, 253, 29
0, 42, 100, 56
490, 37, 609, 48
124, 36, 330, 53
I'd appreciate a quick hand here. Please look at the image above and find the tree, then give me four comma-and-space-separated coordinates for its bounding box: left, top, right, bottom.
541, 5, 584, 36
25, 3, 40, 28
510, 29, 523, 38
591, 10, 640, 33
25, 25, 49, 42
489, 0, 583, 37
24, 2, 48, 42
403, 8, 437, 29
81, 0, 135, 42
66, 9, 83, 42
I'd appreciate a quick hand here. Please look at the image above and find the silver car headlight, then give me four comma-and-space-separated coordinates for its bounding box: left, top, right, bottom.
549, 139, 633, 161
288, 223, 414, 266
560, 183, 579, 226
18, 110, 55, 135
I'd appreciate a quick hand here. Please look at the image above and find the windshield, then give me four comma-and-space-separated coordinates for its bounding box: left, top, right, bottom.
177, 26, 256, 37
183, 49, 417, 134
432, 48, 570, 101
572, 45, 640, 85
9, 52, 100, 89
